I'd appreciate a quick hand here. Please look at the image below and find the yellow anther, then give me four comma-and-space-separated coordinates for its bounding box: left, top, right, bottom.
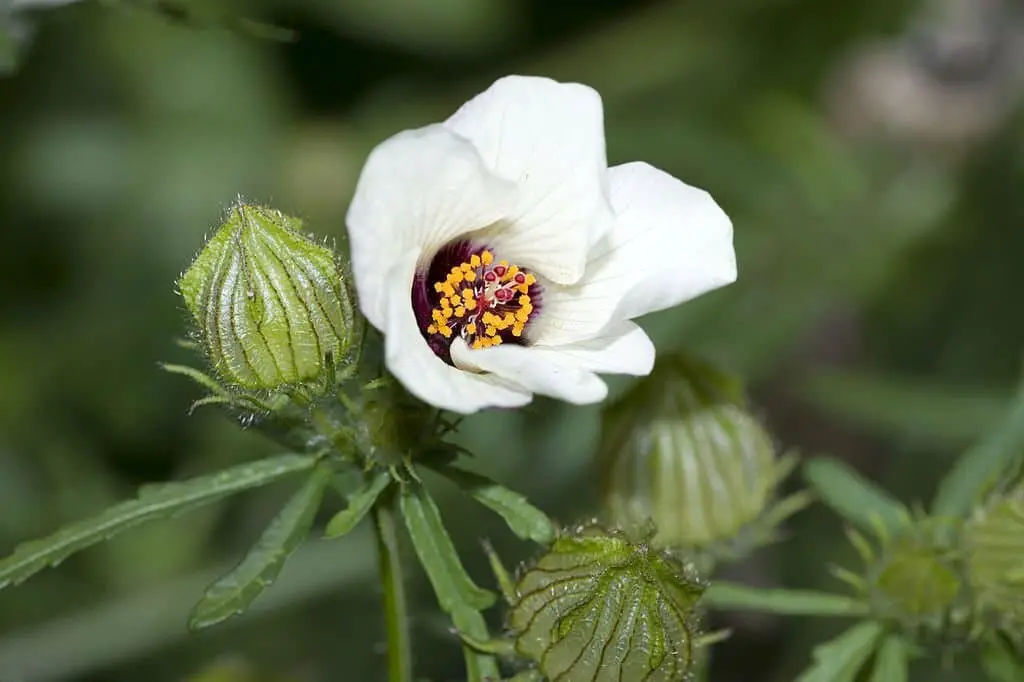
517, 284, 529, 294
519, 295, 531, 305
449, 270, 464, 285
481, 251, 494, 265
485, 325, 497, 337
465, 271, 476, 282
525, 274, 536, 285
505, 265, 519, 280
470, 254, 481, 267
466, 322, 477, 335
461, 288, 473, 299
438, 325, 452, 338
440, 283, 455, 297
449, 296, 463, 308
440, 297, 451, 309
433, 282, 444, 293
516, 310, 530, 323
503, 312, 516, 326
427, 324, 437, 334
512, 324, 524, 337
462, 294, 476, 308
460, 262, 473, 273
454, 306, 466, 318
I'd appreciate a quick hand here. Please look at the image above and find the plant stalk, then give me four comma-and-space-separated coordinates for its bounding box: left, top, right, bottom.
373, 489, 413, 682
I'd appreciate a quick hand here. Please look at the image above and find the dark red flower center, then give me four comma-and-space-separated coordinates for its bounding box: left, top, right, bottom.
411, 241, 542, 364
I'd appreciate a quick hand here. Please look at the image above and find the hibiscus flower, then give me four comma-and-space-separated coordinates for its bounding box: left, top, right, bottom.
346, 75, 736, 414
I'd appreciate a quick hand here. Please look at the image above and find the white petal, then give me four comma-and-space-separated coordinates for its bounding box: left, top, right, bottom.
445, 75, 615, 285
346, 124, 516, 329
381, 251, 532, 414
451, 338, 608, 405
531, 161, 736, 346
531, 321, 655, 376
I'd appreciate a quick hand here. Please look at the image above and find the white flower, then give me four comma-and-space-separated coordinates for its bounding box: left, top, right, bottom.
346, 75, 736, 414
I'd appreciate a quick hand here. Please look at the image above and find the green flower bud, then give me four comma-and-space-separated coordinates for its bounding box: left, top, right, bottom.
178, 201, 357, 393
505, 523, 705, 682
836, 518, 966, 639
599, 353, 808, 563
965, 484, 1024, 637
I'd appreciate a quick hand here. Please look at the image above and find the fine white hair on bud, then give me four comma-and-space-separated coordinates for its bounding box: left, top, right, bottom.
502, 523, 706, 682
178, 201, 357, 392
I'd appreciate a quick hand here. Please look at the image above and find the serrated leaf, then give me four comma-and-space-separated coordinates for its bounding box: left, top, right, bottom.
794, 621, 885, 682
324, 468, 392, 538
933, 382, 1024, 520
870, 634, 909, 682
803, 457, 908, 532
188, 463, 333, 630
399, 480, 495, 613
704, 582, 868, 617
0, 453, 317, 590
432, 464, 555, 544
980, 634, 1024, 682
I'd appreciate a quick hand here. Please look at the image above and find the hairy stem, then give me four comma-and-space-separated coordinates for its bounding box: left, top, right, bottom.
373, 489, 413, 682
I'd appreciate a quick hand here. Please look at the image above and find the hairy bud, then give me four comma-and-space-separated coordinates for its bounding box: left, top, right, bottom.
965, 484, 1024, 639
505, 523, 705, 682
599, 353, 808, 563
178, 201, 357, 393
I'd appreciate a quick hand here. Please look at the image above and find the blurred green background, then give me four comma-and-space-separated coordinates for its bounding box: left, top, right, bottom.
2, 0, 1023, 680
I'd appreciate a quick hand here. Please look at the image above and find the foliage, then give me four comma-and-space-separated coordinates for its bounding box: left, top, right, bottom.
2, 0, 1024, 681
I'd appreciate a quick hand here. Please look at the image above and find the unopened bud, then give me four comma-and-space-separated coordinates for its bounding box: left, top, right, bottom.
599, 353, 808, 562
178, 201, 356, 392
506, 523, 705, 682
965, 484, 1024, 636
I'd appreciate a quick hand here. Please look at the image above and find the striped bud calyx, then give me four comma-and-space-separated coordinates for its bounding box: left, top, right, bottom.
179, 201, 356, 392
507, 523, 705, 682
599, 353, 807, 562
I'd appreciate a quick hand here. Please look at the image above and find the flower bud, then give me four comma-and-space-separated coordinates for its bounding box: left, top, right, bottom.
965, 484, 1024, 637
835, 518, 966, 638
178, 201, 357, 392
598, 353, 807, 562
506, 523, 705, 682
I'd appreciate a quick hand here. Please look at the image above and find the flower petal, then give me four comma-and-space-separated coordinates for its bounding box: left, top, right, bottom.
451, 338, 608, 405
530, 161, 736, 346
445, 75, 615, 285
346, 124, 516, 329
381, 251, 532, 414
531, 321, 655, 376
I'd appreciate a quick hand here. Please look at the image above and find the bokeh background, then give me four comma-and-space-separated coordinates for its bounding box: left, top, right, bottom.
2, 0, 1024, 680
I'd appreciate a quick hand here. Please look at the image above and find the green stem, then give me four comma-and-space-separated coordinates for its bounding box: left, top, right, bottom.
373, 490, 413, 682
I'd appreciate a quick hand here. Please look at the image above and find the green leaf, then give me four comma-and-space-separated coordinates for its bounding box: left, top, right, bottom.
933, 382, 1024, 520
794, 621, 886, 682
431, 464, 556, 544
870, 634, 909, 682
324, 468, 392, 538
399, 479, 499, 681
399, 480, 495, 612
703, 582, 869, 617
188, 463, 333, 630
980, 634, 1024, 682
0, 453, 317, 590
803, 457, 909, 531
451, 605, 502, 682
